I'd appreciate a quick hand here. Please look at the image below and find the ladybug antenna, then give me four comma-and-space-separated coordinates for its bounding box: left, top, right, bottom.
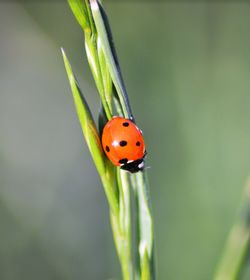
129, 115, 135, 123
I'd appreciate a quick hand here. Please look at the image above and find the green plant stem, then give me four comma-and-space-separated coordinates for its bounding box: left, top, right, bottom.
214, 223, 250, 280
101, 172, 119, 215
66, 1, 156, 279
214, 179, 250, 280
62, 48, 119, 215
88, 2, 156, 277
131, 172, 155, 279
85, 33, 112, 119
90, 0, 134, 120
110, 169, 133, 280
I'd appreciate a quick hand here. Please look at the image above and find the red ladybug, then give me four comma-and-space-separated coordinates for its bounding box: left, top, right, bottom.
101, 116, 146, 173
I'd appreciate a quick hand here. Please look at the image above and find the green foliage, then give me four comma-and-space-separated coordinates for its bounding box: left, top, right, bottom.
62, 48, 118, 214
61, 48, 104, 175
67, 0, 90, 31
89, 0, 133, 119
62, 0, 155, 279
62, 1, 250, 279
214, 179, 250, 280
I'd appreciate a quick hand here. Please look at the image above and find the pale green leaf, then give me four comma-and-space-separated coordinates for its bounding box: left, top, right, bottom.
61, 48, 106, 176
90, 0, 133, 120
141, 251, 150, 280
132, 172, 154, 260
62, 48, 119, 214
68, 0, 90, 32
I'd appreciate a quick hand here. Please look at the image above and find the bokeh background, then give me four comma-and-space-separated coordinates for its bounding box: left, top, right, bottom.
1, 1, 250, 279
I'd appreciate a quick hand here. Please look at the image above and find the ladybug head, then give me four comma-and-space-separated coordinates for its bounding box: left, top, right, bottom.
120, 158, 145, 173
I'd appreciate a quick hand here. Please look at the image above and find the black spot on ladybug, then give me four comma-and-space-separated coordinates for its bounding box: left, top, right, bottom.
136, 141, 140, 146
119, 158, 128, 165
120, 140, 127, 147
105, 146, 110, 152
122, 122, 129, 127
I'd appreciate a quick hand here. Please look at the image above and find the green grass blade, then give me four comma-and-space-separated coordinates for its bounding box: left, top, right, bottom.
97, 40, 113, 114
65, 1, 156, 279
84, 34, 112, 119
61, 48, 105, 175
90, 0, 134, 120
115, 169, 133, 280
61, 48, 118, 214
69, 0, 113, 120
214, 223, 250, 280
131, 172, 155, 279
68, 0, 90, 32
137, 172, 153, 256
214, 179, 250, 280
141, 251, 150, 280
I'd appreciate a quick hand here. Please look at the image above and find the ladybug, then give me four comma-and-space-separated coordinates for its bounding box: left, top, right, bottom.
101, 116, 146, 173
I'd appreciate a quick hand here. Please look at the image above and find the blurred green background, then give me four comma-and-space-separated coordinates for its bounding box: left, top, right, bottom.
1, 1, 250, 279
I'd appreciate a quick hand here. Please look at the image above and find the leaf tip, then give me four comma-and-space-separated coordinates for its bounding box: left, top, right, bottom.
61, 47, 65, 55
61, 47, 68, 63
90, 0, 98, 11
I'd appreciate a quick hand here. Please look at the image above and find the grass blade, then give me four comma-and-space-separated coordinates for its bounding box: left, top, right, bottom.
61, 48, 118, 214
131, 172, 155, 279
90, 0, 134, 120
68, 0, 90, 32
214, 178, 250, 280
64, 1, 156, 279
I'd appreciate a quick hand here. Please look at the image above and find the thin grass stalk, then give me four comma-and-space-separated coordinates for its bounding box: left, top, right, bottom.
131, 172, 155, 279
89, 0, 134, 120
64, 1, 155, 279
63, 44, 131, 277
116, 169, 133, 279
86, 5, 156, 276
61, 49, 119, 215
214, 178, 250, 280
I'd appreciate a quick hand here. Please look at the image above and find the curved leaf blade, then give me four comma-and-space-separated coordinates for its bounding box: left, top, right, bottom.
61, 48, 105, 176
90, 0, 134, 120
61, 48, 119, 215
68, 0, 90, 32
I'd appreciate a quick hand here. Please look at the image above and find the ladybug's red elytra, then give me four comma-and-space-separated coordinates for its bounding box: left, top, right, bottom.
101, 116, 146, 173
